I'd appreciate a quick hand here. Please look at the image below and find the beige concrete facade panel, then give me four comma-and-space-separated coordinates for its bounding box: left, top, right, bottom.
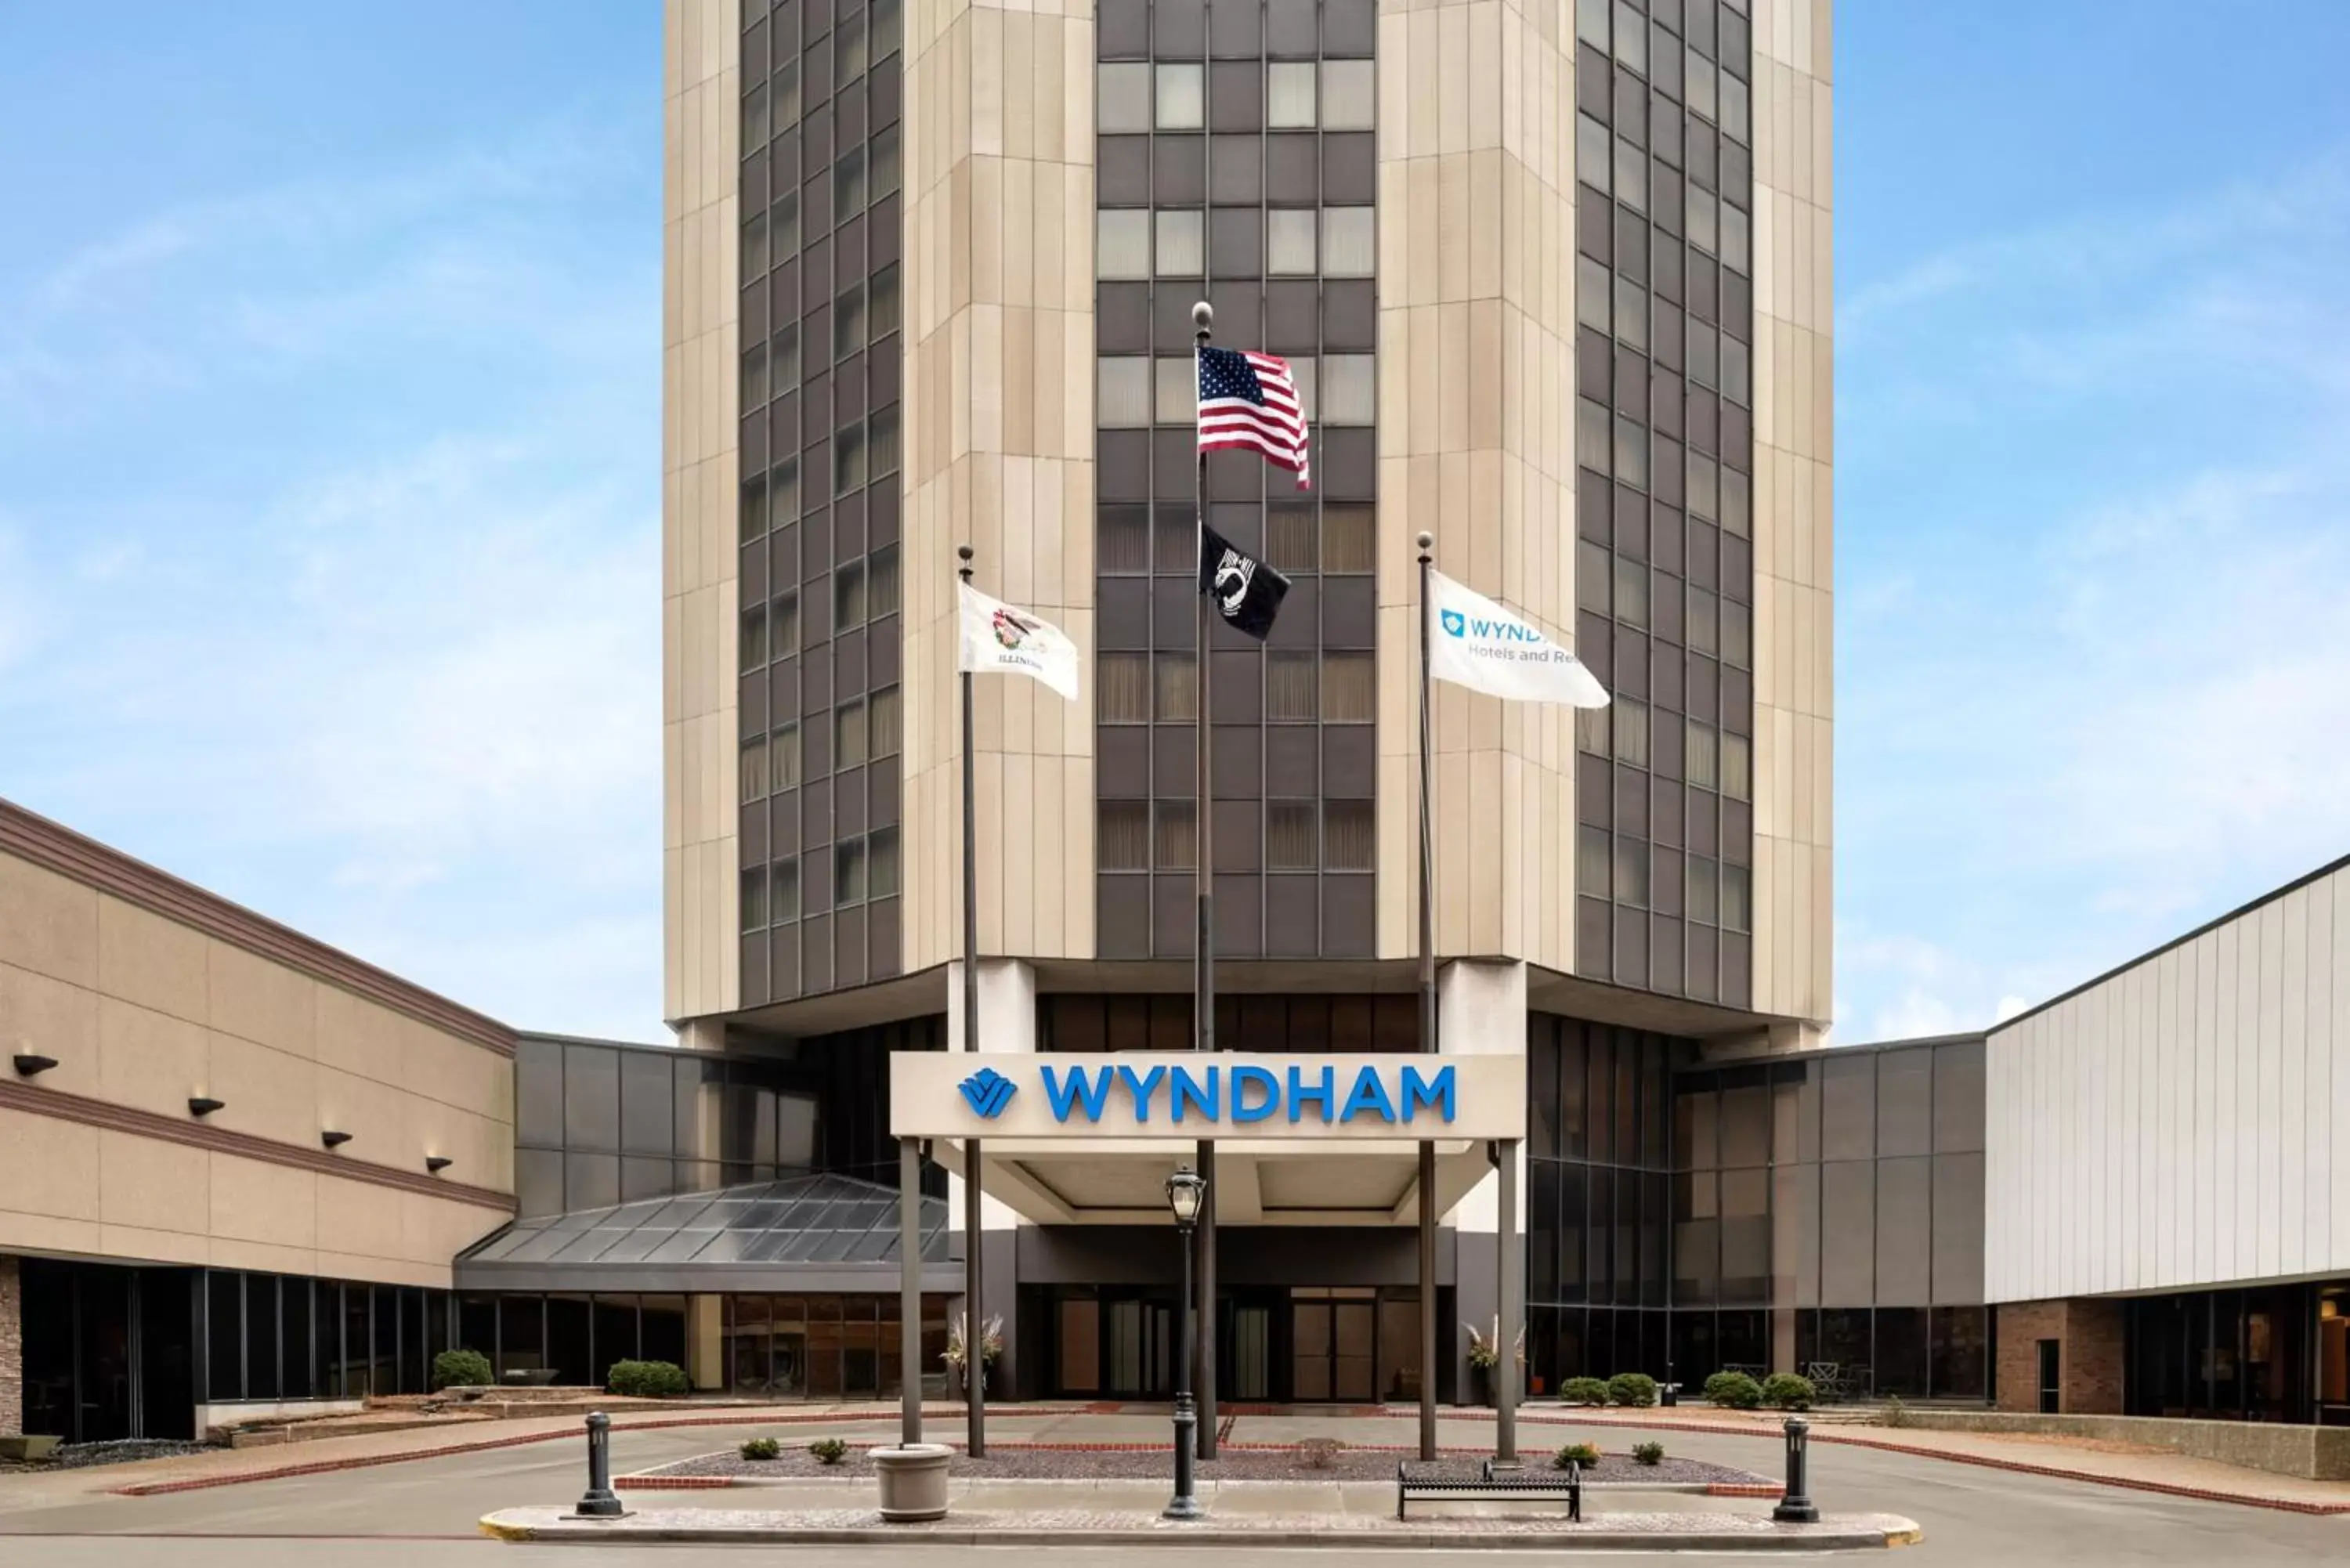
0, 851, 98, 990
1749, 0, 1835, 1027
96, 1128, 212, 1236
901, 0, 1097, 977
96, 894, 209, 1026
1377, 0, 1578, 972
663, 0, 744, 1025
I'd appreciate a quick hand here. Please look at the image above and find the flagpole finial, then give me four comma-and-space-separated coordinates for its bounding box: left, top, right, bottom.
1416, 531, 1434, 559
1191, 300, 1213, 341
957, 543, 974, 584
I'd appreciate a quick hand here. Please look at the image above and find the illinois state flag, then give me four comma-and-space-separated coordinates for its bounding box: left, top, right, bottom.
1427, 571, 1609, 707
957, 582, 1081, 701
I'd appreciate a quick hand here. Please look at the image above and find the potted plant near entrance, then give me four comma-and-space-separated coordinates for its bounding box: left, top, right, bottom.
944, 1312, 1003, 1399
1463, 1319, 1524, 1407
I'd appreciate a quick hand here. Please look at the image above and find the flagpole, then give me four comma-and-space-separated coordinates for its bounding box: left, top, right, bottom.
958, 543, 986, 1460
1190, 298, 1219, 1458
1415, 530, 1438, 1463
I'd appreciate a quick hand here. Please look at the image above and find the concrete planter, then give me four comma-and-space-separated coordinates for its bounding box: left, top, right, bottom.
0, 1436, 60, 1463
871, 1443, 953, 1522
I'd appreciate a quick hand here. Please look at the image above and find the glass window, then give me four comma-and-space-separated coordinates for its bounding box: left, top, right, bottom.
869, 547, 900, 619
837, 838, 868, 904
834, 282, 868, 359
1723, 201, 1751, 275
1267, 505, 1315, 573
1612, 0, 1647, 70
744, 83, 769, 148
1818, 1160, 1873, 1306
740, 475, 768, 546
1323, 652, 1375, 721
1267, 800, 1316, 867
1722, 72, 1749, 141
1933, 1040, 1987, 1153
1687, 49, 1718, 121
742, 341, 768, 410
1576, 396, 1612, 472
1614, 277, 1647, 351
1614, 137, 1647, 212
1267, 61, 1316, 127
1325, 800, 1375, 869
1577, 255, 1612, 332
1876, 1157, 1933, 1306
564, 1045, 621, 1151
1612, 837, 1649, 907
1099, 356, 1152, 425
1099, 63, 1152, 132
875, 0, 902, 57
871, 828, 900, 898
1324, 505, 1375, 572
835, 558, 866, 627
1611, 696, 1648, 766
870, 266, 900, 338
1267, 208, 1317, 273
773, 720, 801, 789
1155, 209, 1204, 276
1821, 1052, 1874, 1161
833, 421, 867, 494
1613, 556, 1649, 627
1722, 468, 1751, 537
1099, 802, 1149, 869
1097, 652, 1150, 721
1155, 356, 1195, 424
743, 866, 769, 929
773, 591, 801, 657
833, 146, 868, 223
1721, 730, 1751, 800
1321, 60, 1375, 129
1687, 450, 1718, 518
1155, 652, 1198, 719
1578, 538, 1612, 614
774, 321, 801, 388
740, 736, 769, 802
774, 857, 801, 921
1932, 1154, 1986, 1302
1576, 114, 1611, 194
1267, 652, 1317, 721
1722, 862, 1749, 932
1287, 354, 1316, 421
1322, 208, 1376, 276
1577, 824, 1611, 897
1614, 416, 1648, 489
1098, 210, 1150, 279
1576, 0, 1610, 49
1686, 856, 1718, 923
1155, 800, 1197, 869
1322, 354, 1374, 425
870, 404, 900, 477
741, 211, 768, 278
1685, 717, 1717, 788
1576, 703, 1609, 756
775, 59, 803, 127
740, 607, 767, 670
1156, 63, 1206, 129
1877, 1049, 1934, 1157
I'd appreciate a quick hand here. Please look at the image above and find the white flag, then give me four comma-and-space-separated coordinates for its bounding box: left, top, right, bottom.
1426, 569, 1610, 708
957, 582, 1080, 701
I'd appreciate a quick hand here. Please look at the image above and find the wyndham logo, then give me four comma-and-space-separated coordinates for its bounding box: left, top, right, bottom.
1440, 609, 1466, 637
958, 1067, 1018, 1118
1441, 606, 1546, 645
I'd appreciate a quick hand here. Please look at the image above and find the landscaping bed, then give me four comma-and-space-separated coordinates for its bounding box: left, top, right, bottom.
639, 1443, 1770, 1487
0, 1439, 214, 1475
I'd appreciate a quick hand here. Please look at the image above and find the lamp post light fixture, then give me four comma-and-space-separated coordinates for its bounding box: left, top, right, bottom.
1162, 1165, 1208, 1522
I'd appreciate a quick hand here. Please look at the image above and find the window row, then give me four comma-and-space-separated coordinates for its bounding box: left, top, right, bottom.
1097, 207, 1374, 280
1098, 59, 1375, 133
740, 0, 905, 144
1576, 399, 1750, 535
829, 406, 901, 496
741, 829, 902, 929
1096, 0, 1379, 63
739, 268, 902, 410
1578, 826, 1752, 928
739, 551, 901, 672
1585, 43, 1752, 196
1100, 798, 1375, 871
1576, 542, 1753, 665
740, 125, 902, 279
1096, 649, 1373, 724
739, 688, 903, 801
1101, 352, 1371, 428
1575, 0, 1753, 110
1576, 705, 1752, 800
1100, 503, 1375, 576
1576, 124, 1751, 271
1574, 259, 1752, 402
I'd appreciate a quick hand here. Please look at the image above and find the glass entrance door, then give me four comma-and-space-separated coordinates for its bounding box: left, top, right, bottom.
1105, 1297, 1173, 1396
1291, 1289, 1376, 1402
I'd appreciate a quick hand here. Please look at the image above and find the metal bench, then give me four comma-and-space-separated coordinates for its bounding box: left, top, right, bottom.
1396, 1458, 1581, 1522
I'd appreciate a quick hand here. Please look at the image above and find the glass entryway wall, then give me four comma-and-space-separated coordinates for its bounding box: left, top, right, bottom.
2126, 1283, 2338, 1425
1043, 1286, 1413, 1404
1292, 1288, 1375, 1401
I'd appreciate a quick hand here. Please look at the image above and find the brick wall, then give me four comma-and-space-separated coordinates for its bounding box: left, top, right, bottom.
0, 1255, 20, 1436
1995, 1298, 2124, 1414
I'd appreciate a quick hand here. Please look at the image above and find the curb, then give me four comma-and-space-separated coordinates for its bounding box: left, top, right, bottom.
613, 1473, 1780, 1498
477, 1517, 1916, 1552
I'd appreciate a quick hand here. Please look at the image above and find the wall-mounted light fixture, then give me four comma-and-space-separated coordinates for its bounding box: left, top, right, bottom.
188, 1097, 226, 1117
13, 1053, 59, 1077
321, 1129, 352, 1149
425, 1155, 454, 1174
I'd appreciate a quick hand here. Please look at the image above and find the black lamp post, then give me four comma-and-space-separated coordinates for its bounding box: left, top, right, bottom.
1163, 1165, 1207, 1521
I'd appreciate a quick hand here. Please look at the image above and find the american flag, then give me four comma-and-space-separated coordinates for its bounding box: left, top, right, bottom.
1197, 345, 1311, 490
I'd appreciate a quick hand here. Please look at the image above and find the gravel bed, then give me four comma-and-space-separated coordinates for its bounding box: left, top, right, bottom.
642, 1443, 1766, 1487
0, 1439, 215, 1475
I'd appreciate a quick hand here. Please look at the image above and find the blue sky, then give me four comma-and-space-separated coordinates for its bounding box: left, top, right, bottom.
3, 5, 2348, 1043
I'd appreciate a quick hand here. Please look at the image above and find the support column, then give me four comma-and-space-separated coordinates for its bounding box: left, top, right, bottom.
948, 959, 1037, 1402
1437, 962, 1529, 1422
900, 1140, 924, 1445
1495, 1139, 1520, 1461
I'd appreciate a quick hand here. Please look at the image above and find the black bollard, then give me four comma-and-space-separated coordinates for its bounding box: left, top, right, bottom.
1771, 1416, 1818, 1523
573, 1411, 627, 1519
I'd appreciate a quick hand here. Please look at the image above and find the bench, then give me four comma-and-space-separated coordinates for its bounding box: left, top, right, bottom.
1396, 1458, 1581, 1522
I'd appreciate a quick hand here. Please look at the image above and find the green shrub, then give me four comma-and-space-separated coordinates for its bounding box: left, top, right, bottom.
1759, 1372, 1816, 1411
606, 1360, 690, 1398
431, 1349, 494, 1390
1606, 1372, 1658, 1407
1882, 1395, 1910, 1429
1631, 1441, 1665, 1466
1552, 1442, 1602, 1470
1703, 1371, 1763, 1410
739, 1436, 781, 1461
1560, 1376, 1611, 1407
808, 1437, 849, 1465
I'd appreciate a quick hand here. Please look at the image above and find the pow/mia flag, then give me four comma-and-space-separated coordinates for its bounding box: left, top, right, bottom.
1198, 522, 1290, 641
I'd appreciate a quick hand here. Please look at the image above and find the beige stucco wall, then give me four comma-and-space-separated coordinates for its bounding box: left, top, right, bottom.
1375, 0, 1581, 970
664, 0, 746, 1024
1748, 0, 1833, 1026
0, 847, 512, 1287
898, 0, 1098, 974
